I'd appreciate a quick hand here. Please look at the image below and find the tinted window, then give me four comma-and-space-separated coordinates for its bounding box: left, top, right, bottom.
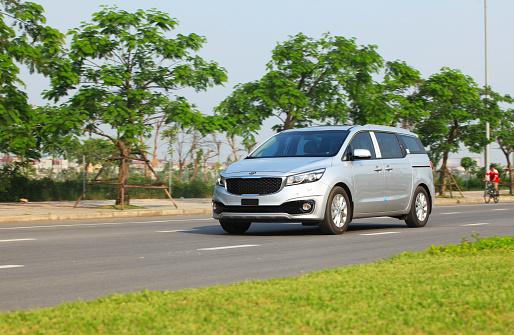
398, 134, 427, 154
249, 130, 349, 158
374, 132, 404, 159
344, 131, 376, 160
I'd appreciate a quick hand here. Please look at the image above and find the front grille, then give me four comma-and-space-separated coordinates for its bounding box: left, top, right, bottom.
226, 178, 282, 195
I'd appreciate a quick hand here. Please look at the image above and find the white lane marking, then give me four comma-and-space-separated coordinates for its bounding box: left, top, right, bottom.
0, 265, 25, 269
492, 208, 508, 211
461, 223, 490, 227
0, 223, 125, 230
359, 232, 400, 236
0, 238, 35, 243
197, 244, 261, 251
441, 212, 461, 215
157, 229, 199, 233
134, 218, 215, 223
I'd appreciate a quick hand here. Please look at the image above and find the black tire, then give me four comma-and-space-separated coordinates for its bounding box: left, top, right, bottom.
219, 219, 251, 234
405, 186, 430, 228
484, 190, 491, 203
319, 187, 352, 235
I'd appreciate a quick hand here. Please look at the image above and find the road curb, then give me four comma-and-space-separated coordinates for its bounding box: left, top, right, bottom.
434, 197, 514, 206
0, 208, 212, 223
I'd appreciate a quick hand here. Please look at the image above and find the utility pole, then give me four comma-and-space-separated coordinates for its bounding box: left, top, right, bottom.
484, 0, 490, 170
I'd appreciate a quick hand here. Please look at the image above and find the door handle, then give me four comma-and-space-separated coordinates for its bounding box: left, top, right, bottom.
374, 167, 383, 172
385, 167, 393, 171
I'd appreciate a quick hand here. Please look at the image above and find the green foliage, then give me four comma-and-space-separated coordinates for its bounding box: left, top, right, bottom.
0, 0, 65, 158
44, 6, 227, 142
460, 157, 478, 174
416, 68, 486, 165
348, 60, 425, 126
1, 236, 512, 334
170, 179, 213, 198
215, 32, 383, 140
41, 6, 226, 204
0, 172, 214, 201
63, 137, 116, 171
493, 108, 514, 165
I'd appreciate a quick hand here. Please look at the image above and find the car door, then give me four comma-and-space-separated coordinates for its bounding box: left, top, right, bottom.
344, 131, 385, 214
372, 132, 413, 212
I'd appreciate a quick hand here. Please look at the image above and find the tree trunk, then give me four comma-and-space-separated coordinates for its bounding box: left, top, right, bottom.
438, 122, 458, 196
176, 162, 185, 182
227, 136, 239, 162
438, 151, 450, 196
283, 112, 296, 131
115, 141, 131, 206
500, 146, 513, 195
508, 164, 513, 195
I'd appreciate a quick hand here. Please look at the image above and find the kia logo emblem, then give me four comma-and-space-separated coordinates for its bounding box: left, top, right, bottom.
249, 171, 257, 175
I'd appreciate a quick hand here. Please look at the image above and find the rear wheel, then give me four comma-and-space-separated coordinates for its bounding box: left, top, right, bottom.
494, 190, 500, 203
319, 187, 352, 235
219, 220, 251, 234
405, 186, 430, 228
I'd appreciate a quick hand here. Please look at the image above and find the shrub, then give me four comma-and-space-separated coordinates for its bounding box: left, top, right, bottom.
0, 173, 214, 202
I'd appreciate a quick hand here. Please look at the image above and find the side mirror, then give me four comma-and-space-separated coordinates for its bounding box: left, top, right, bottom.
352, 149, 372, 160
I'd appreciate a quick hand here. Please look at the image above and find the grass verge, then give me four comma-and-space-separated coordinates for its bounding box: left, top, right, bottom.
1, 235, 513, 334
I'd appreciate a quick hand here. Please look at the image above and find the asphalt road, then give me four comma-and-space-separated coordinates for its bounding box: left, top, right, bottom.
1, 202, 513, 312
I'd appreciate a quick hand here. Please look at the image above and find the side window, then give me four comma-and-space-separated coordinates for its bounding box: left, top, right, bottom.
374, 132, 404, 159
398, 134, 427, 154
344, 132, 376, 160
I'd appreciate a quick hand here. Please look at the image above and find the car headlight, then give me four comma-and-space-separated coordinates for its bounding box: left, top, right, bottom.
216, 175, 226, 187
285, 169, 325, 186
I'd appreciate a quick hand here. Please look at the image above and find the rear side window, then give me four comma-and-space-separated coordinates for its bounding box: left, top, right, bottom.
398, 134, 426, 154
374, 132, 404, 159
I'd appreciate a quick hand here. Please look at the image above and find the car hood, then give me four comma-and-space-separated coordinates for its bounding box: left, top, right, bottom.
222, 157, 332, 177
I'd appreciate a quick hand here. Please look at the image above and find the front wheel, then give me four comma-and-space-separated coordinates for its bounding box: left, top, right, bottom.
319, 187, 352, 235
405, 186, 430, 228
484, 189, 491, 203
219, 220, 251, 234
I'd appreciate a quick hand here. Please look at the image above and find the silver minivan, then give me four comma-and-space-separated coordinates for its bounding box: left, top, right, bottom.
213, 125, 435, 235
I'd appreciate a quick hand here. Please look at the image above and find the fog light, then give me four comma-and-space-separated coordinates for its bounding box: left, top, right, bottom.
212, 203, 218, 211
302, 202, 312, 212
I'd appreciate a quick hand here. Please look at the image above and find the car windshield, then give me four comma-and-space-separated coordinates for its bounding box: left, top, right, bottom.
248, 130, 349, 158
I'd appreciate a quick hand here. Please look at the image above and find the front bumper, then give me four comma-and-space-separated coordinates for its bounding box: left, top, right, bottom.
212, 182, 327, 222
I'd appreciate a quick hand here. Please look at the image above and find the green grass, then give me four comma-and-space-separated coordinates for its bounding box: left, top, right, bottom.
1, 235, 513, 334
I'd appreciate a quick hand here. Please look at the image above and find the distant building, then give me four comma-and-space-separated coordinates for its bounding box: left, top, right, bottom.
446, 157, 482, 173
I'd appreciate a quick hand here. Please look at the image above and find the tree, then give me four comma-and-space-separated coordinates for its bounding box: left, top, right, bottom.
65, 138, 117, 178
460, 156, 478, 190
348, 60, 425, 127
0, 0, 64, 157
492, 108, 514, 194
415, 68, 500, 195
43, 6, 227, 205
215, 32, 382, 142
460, 157, 478, 175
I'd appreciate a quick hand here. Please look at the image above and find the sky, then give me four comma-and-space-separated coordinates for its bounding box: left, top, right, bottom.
20, 0, 514, 165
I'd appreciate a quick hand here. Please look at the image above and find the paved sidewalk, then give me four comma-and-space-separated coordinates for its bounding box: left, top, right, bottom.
0, 198, 212, 224
0, 191, 512, 224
